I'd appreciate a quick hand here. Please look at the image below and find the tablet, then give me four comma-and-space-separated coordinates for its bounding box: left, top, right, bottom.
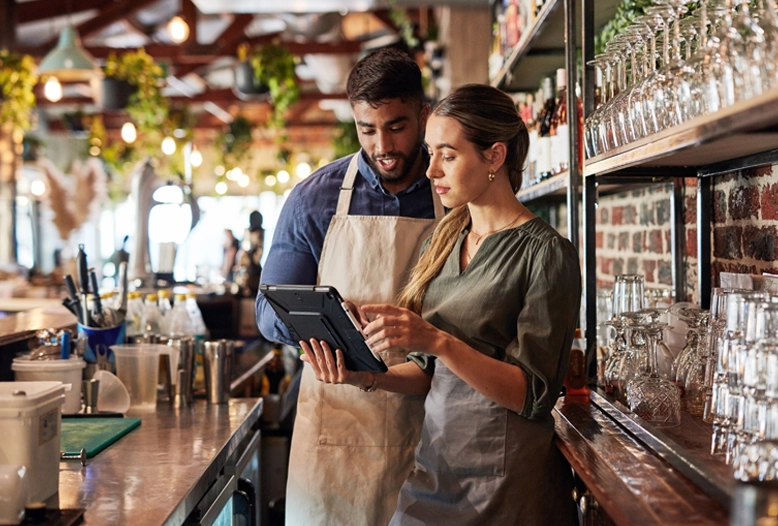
260, 284, 387, 373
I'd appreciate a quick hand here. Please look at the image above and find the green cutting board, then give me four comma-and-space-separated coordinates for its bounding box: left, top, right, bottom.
61, 418, 141, 458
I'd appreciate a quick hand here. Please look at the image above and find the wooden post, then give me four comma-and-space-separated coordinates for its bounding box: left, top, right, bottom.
0, 127, 19, 265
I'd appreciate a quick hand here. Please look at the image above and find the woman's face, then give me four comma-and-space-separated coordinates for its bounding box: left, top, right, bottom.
424, 114, 492, 209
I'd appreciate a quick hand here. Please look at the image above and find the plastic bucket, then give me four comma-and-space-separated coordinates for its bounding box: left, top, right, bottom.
78, 323, 126, 369
0, 382, 66, 503
111, 344, 169, 410
12, 358, 86, 414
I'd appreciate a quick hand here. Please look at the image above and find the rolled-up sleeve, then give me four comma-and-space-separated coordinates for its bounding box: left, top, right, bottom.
508, 237, 581, 420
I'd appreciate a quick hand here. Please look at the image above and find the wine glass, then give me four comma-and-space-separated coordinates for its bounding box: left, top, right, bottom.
627, 322, 682, 427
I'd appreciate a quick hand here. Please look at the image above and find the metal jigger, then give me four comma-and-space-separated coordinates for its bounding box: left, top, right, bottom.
83, 379, 100, 414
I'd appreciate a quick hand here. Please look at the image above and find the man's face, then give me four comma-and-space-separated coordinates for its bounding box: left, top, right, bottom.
352, 98, 430, 190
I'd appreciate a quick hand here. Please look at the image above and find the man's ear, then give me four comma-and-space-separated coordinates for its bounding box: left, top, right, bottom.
419, 103, 431, 128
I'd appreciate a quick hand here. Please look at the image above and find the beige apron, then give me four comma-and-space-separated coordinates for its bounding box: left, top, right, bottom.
285, 154, 443, 526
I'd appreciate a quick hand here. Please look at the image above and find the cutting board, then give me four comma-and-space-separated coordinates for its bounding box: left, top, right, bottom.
60, 418, 141, 458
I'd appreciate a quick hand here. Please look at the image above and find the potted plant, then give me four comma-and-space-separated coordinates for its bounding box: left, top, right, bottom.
216, 115, 254, 168
101, 48, 168, 134
237, 43, 300, 129
234, 44, 269, 97
0, 50, 38, 132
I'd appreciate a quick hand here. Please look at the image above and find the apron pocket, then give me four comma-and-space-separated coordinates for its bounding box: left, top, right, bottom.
417, 366, 508, 477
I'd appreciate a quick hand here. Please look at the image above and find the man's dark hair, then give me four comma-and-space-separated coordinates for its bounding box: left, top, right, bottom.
346, 48, 425, 108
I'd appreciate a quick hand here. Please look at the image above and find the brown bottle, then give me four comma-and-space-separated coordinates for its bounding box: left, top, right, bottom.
565, 328, 588, 397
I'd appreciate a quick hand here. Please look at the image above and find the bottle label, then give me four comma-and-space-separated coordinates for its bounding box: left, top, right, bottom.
556, 124, 570, 171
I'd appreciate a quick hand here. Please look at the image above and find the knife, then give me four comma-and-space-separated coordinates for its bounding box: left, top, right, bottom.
89, 269, 105, 327
116, 261, 128, 319
64, 274, 84, 324
77, 245, 91, 327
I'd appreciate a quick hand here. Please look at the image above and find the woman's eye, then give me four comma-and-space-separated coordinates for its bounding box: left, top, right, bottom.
443, 156, 454, 162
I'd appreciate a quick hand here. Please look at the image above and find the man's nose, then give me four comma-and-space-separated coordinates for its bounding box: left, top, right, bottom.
375, 131, 394, 155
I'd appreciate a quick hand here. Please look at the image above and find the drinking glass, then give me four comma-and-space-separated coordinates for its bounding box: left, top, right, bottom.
627, 322, 682, 427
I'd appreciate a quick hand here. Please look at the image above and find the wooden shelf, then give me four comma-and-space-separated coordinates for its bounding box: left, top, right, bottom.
517, 171, 568, 202
491, 0, 621, 92
585, 87, 778, 176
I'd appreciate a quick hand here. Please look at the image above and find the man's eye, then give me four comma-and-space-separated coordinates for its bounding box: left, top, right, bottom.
390, 126, 405, 133
360, 129, 375, 135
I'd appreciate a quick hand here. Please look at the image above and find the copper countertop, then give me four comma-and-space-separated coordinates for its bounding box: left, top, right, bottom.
56, 398, 262, 525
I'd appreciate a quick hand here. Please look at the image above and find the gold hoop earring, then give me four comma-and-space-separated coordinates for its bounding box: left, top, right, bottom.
488, 171, 495, 182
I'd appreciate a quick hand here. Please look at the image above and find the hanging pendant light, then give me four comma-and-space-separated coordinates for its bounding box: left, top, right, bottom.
38, 26, 100, 82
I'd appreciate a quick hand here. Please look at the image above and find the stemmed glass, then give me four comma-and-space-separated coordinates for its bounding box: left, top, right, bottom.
600, 38, 631, 152
584, 54, 610, 158
627, 322, 682, 427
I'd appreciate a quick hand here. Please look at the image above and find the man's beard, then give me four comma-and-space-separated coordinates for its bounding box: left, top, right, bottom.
367, 142, 423, 185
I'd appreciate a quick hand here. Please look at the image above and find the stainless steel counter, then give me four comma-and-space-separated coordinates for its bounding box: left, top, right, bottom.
55, 398, 263, 525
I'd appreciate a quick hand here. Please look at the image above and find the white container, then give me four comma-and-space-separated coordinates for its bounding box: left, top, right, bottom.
0, 382, 66, 503
0, 465, 27, 525
12, 357, 85, 414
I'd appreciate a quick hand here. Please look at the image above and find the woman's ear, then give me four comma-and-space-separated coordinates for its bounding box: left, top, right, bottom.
489, 142, 508, 172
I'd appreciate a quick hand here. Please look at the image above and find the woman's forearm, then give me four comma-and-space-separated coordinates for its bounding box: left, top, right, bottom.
371, 361, 431, 396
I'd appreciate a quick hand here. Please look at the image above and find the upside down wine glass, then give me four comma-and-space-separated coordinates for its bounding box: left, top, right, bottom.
627, 322, 682, 427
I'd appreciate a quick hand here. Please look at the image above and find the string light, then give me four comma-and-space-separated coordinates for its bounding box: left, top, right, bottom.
190, 149, 203, 167
295, 162, 312, 179
161, 137, 176, 156
215, 181, 228, 194
121, 122, 137, 143
277, 170, 290, 183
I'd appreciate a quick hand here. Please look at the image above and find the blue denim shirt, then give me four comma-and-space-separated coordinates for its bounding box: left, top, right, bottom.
256, 150, 435, 345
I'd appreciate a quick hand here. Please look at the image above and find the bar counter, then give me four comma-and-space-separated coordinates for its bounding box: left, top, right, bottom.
56, 398, 262, 525
554, 392, 729, 525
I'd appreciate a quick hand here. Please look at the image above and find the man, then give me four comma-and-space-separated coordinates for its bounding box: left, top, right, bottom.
256, 48, 443, 525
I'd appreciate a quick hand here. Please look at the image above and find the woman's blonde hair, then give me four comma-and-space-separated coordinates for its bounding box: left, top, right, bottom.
397, 84, 529, 313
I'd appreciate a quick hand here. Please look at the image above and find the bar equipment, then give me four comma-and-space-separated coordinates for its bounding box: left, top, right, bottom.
203, 340, 234, 404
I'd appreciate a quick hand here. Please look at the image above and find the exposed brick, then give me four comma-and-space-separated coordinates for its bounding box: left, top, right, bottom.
656, 200, 671, 224
712, 260, 757, 276
624, 204, 637, 225
618, 232, 630, 251
640, 202, 655, 225
647, 229, 664, 253
719, 169, 738, 184
600, 208, 609, 224
742, 165, 774, 179
665, 231, 672, 254
607, 233, 616, 249
685, 177, 697, 188
685, 193, 697, 224
658, 260, 673, 285
596, 231, 604, 248
729, 184, 759, 220
643, 259, 657, 282
686, 228, 698, 259
743, 225, 778, 261
612, 206, 625, 225
627, 257, 639, 274
713, 189, 728, 223
761, 182, 778, 221
632, 232, 643, 253
600, 257, 614, 275
713, 226, 743, 259
613, 258, 624, 276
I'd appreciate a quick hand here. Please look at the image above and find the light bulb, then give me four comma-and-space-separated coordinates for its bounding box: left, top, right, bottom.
265, 175, 277, 186
277, 170, 290, 183
238, 174, 250, 187
30, 180, 46, 197
190, 149, 203, 167
161, 137, 176, 156
121, 122, 137, 143
215, 181, 228, 195
214, 165, 225, 176
44, 77, 63, 102
295, 162, 312, 179
167, 16, 190, 43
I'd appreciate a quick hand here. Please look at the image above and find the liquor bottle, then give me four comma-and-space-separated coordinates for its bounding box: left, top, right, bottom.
565, 328, 589, 397
536, 77, 555, 181
550, 68, 569, 175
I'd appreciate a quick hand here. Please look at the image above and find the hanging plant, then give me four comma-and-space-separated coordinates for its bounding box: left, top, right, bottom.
239, 43, 300, 130
216, 115, 254, 168
0, 50, 38, 132
103, 48, 169, 137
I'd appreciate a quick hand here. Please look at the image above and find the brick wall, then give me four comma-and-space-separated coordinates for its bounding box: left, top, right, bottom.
592, 163, 778, 305
595, 184, 676, 296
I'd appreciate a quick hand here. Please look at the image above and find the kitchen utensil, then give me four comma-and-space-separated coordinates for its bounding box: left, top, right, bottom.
77, 245, 91, 327
203, 340, 234, 404
92, 370, 130, 413
83, 379, 99, 414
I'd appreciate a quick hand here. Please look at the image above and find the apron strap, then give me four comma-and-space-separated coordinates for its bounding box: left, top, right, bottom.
336, 151, 446, 219
335, 154, 361, 216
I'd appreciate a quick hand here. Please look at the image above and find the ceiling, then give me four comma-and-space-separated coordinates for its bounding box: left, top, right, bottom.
8, 0, 464, 156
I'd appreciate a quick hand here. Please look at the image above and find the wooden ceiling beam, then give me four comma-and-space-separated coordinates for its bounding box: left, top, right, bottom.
16, 0, 106, 24
173, 14, 256, 78
19, 37, 362, 62
40, 0, 160, 48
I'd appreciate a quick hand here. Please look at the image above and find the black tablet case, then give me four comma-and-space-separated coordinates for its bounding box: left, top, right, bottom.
260, 284, 387, 373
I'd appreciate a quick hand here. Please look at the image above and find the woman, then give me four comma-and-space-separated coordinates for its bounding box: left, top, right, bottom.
301, 84, 580, 525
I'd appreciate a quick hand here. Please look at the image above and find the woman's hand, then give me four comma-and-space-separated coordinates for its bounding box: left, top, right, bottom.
361, 304, 449, 355
299, 338, 372, 388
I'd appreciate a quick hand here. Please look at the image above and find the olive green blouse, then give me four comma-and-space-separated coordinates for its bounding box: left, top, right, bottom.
408, 216, 582, 420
